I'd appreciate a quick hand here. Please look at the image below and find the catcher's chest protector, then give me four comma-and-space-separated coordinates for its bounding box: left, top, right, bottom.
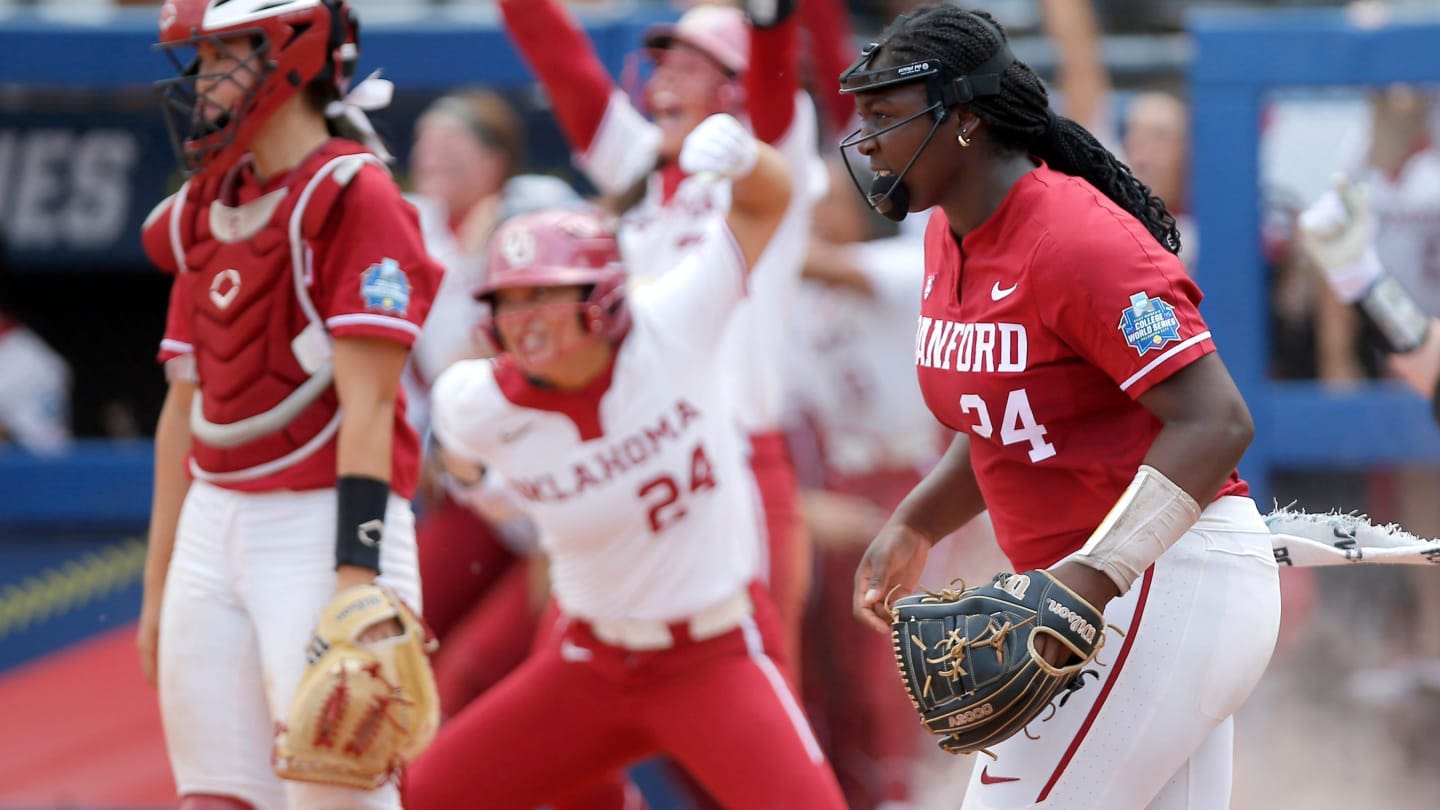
169, 141, 384, 478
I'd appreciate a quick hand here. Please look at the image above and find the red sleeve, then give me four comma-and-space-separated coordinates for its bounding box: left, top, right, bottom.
157, 272, 195, 363
1034, 218, 1215, 399
799, 0, 859, 141
498, 0, 614, 152
746, 15, 799, 145
311, 165, 443, 348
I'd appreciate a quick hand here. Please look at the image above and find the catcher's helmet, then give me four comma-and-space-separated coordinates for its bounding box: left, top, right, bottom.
155, 0, 360, 178
475, 209, 631, 349
643, 5, 750, 77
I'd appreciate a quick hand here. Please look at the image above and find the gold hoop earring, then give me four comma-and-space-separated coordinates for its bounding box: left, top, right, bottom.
957, 129, 972, 148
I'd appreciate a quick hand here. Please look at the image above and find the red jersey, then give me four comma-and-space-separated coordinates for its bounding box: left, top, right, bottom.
916, 163, 1247, 571
144, 140, 441, 497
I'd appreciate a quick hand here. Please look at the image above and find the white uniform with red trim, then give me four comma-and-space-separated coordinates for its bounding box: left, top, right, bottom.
141, 139, 441, 810
788, 224, 942, 481
431, 223, 761, 623
1355, 147, 1440, 315
580, 91, 821, 435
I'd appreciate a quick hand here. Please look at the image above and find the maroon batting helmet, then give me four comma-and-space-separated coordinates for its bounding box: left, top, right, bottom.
475, 208, 631, 349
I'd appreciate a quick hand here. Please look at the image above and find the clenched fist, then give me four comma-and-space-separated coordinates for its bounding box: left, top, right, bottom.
679, 113, 758, 181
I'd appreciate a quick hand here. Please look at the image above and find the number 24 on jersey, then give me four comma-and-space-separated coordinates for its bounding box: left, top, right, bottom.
958, 388, 1056, 462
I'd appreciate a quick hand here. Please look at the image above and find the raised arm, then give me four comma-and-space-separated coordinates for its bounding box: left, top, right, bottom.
798, 0, 860, 142
1300, 175, 1436, 385
497, 0, 613, 153
1039, 0, 1113, 135
678, 114, 793, 271
744, 2, 799, 145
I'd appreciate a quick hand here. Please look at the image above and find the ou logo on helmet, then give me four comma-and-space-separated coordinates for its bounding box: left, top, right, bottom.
158, 0, 178, 33
499, 225, 537, 268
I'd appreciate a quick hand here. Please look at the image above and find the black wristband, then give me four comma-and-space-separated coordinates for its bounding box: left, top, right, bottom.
336, 474, 390, 572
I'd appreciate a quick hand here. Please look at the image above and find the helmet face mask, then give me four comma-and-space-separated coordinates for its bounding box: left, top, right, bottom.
486, 288, 609, 372
835, 13, 1014, 221
156, 32, 272, 177
154, 0, 358, 179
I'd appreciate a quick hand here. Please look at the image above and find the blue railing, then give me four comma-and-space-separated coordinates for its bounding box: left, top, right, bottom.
1189, 8, 1440, 506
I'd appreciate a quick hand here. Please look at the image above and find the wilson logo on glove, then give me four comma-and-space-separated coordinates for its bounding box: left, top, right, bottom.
889, 569, 1107, 756
1046, 600, 1098, 643
273, 585, 440, 789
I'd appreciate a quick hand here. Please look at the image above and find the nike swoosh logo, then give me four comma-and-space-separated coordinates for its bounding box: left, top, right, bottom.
991, 281, 1018, 301
980, 767, 1020, 785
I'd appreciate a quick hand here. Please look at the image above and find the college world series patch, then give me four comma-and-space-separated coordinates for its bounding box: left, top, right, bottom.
1118, 292, 1181, 355
361, 258, 411, 316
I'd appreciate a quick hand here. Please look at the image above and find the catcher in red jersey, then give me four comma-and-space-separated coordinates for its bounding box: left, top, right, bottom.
842, 7, 1280, 809
403, 114, 846, 810
134, 1, 442, 808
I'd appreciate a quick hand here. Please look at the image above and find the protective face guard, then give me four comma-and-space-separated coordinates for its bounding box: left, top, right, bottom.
835, 16, 1014, 221
155, 32, 272, 178
476, 281, 628, 362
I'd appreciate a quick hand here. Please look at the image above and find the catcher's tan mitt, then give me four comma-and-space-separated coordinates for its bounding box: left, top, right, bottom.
273, 584, 440, 789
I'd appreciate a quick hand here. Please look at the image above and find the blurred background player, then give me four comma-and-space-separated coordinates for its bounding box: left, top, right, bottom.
497, 0, 823, 680
842, 7, 1279, 807
0, 233, 72, 457
406, 88, 529, 412
134, 1, 441, 808
787, 156, 1003, 809
405, 114, 847, 810
403, 88, 581, 720
1123, 89, 1195, 269
1297, 87, 1440, 721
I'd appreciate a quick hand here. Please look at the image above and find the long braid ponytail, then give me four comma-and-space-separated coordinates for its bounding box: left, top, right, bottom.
878, 5, 1181, 255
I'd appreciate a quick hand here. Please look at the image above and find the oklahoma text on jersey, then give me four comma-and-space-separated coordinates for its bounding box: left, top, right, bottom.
511, 398, 704, 503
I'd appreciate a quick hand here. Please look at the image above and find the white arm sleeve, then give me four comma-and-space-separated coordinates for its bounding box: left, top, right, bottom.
632, 221, 749, 357
576, 90, 663, 197
429, 359, 500, 466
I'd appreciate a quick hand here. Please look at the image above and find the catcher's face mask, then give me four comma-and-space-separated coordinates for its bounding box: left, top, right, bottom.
837, 16, 1014, 222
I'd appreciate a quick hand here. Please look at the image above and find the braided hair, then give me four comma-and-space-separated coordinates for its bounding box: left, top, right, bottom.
877, 5, 1181, 255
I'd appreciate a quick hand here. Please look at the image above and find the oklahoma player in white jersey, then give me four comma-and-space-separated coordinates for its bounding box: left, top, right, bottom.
404, 90, 584, 720
134, 2, 441, 809
404, 114, 844, 810
497, 0, 822, 671
842, 8, 1279, 809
